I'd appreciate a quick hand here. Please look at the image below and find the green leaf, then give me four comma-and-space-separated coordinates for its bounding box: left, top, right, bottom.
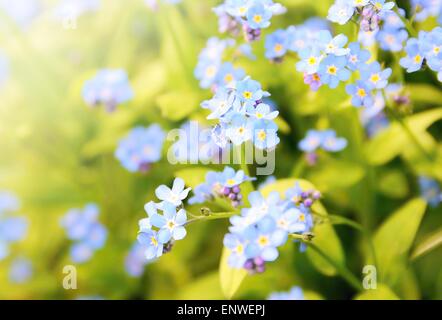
261, 178, 345, 276
377, 169, 409, 199
373, 198, 427, 285
366, 109, 442, 165
177, 272, 223, 300
174, 167, 209, 188
411, 226, 442, 261
408, 84, 442, 105
354, 284, 400, 300
156, 90, 199, 121
219, 247, 248, 299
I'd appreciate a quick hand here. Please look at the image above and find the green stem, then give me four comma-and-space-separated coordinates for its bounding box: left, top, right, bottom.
291, 156, 306, 178
308, 242, 364, 292
394, 5, 417, 38
186, 211, 238, 225
316, 213, 378, 271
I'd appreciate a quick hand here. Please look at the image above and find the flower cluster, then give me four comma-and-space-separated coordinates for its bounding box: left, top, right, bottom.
189, 166, 254, 207
298, 129, 348, 156
82, 69, 134, 112
125, 242, 149, 277
115, 124, 165, 173
60, 203, 108, 263
267, 286, 304, 300
0, 192, 28, 261
327, 0, 395, 28
202, 76, 280, 150
137, 178, 191, 261
213, 0, 286, 42
400, 27, 442, 82
224, 183, 320, 274
194, 37, 246, 90
418, 176, 442, 208
9, 257, 33, 284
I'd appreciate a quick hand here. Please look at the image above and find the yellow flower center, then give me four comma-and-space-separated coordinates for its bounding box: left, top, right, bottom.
357, 88, 366, 98
299, 214, 305, 222
256, 112, 263, 119
239, 6, 247, 15
434, 46, 440, 54
236, 244, 244, 254
167, 221, 175, 229
243, 91, 252, 99
151, 236, 158, 246
308, 57, 317, 65
414, 54, 422, 63
227, 179, 236, 186
253, 15, 262, 23
258, 130, 266, 141
224, 73, 233, 83
206, 66, 216, 77
370, 73, 380, 84
313, 73, 320, 81
327, 65, 338, 75
274, 43, 283, 52
374, 2, 382, 10
258, 235, 269, 246
238, 127, 245, 135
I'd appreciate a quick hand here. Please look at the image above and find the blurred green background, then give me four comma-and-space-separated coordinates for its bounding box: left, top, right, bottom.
0, 0, 441, 299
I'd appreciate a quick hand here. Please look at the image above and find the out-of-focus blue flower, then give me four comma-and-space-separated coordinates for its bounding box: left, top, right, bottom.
321, 130, 348, 152
318, 55, 351, 89
347, 42, 371, 71
299, 129, 347, 153
246, 3, 272, 30
0, 192, 27, 261
265, 29, 289, 60
327, 0, 355, 25
360, 62, 392, 89
60, 203, 107, 263
155, 178, 192, 207
54, 0, 100, 20
419, 27, 442, 72
115, 124, 165, 173
223, 233, 248, 268
0, 191, 20, 214
82, 69, 133, 111
346, 80, 374, 107
125, 242, 149, 277
419, 176, 442, 207
216, 62, 246, 87
9, 257, 33, 284
378, 29, 408, 52
411, 0, 442, 22
0, 0, 40, 28
268, 286, 304, 300
0, 52, 8, 88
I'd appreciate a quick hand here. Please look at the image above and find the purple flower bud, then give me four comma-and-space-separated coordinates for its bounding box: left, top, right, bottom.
243, 259, 254, 270
231, 200, 240, 208
243, 24, 261, 42
236, 193, 243, 201
254, 256, 265, 266
301, 192, 309, 199
138, 162, 151, 173
222, 187, 231, 196
305, 152, 318, 166
232, 185, 240, 194
312, 191, 321, 200
256, 264, 266, 273
228, 193, 237, 200
304, 199, 313, 207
